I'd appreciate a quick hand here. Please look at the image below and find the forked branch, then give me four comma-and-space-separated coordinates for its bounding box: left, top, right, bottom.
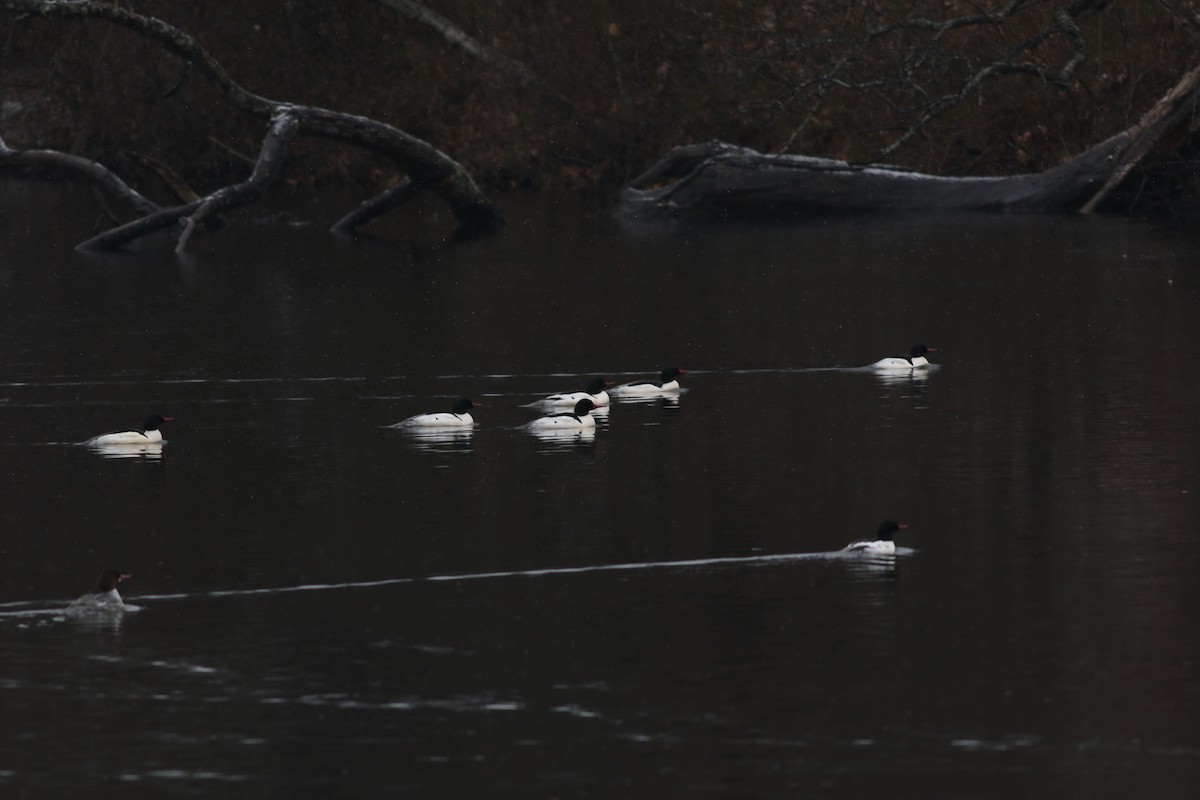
0, 0, 503, 251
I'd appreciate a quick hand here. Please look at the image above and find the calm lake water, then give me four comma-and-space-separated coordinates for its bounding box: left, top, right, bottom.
2, 181, 1199, 798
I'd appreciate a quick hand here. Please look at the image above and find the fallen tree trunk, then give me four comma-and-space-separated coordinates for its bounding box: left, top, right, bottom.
620, 64, 1200, 222
0, 0, 503, 251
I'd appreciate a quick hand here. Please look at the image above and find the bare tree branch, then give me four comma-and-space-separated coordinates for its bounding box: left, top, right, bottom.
375, 0, 598, 137
377, 0, 541, 91
705, 1, 1118, 166
0, 0, 503, 250
0, 133, 160, 217
868, 1, 1111, 162
173, 110, 299, 254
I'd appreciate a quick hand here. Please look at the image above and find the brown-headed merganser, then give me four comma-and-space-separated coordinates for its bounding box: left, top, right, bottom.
67, 568, 131, 614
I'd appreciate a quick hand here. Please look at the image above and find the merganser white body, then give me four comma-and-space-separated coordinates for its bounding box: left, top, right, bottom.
391, 397, 479, 429
611, 367, 687, 398
525, 399, 597, 430
67, 568, 130, 614
86, 414, 172, 446
531, 377, 612, 410
842, 521, 908, 555
873, 345, 936, 370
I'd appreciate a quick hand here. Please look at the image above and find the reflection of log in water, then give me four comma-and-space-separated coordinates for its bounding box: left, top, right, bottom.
620, 65, 1200, 223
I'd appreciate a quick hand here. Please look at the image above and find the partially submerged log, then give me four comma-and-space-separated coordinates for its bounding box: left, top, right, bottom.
621, 64, 1200, 222
0, 0, 503, 252
619, 141, 1117, 220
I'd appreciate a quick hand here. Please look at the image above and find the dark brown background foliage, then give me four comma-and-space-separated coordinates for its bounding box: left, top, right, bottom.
2, 1, 1198, 194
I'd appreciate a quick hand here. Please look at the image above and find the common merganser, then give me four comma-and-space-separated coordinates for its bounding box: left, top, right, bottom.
390, 397, 479, 429
67, 568, 130, 614
525, 398, 597, 430
872, 345, 936, 370
530, 377, 612, 410
86, 414, 173, 445
611, 367, 687, 397
842, 520, 908, 555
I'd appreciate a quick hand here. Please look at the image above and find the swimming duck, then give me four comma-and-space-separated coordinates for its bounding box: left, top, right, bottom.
530, 376, 612, 410
391, 397, 479, 429
872, 345, 936, 370
525, 398, 597, 430
611, 367, 687, 397
67, 568, 130, 614
842, 520, 908, 555
86, 414, 172, 445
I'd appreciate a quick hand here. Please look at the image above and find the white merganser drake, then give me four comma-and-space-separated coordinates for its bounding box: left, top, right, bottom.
842, 520, 908, 555
67, 568, 130, 614
611, 367, 687, 397
525, 398, 597, 430
530, 376, 612, 410
391, 397, 479, 429
86, 414, 173, 445
873, 345, 936, 370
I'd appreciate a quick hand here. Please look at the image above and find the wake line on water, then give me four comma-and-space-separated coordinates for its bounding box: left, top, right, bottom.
0, 364, 941, 392
139, 551, 846, 602
0, 549, 906, 614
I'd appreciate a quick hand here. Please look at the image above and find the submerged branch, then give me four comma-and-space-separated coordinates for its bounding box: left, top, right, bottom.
330, 177, 425, 236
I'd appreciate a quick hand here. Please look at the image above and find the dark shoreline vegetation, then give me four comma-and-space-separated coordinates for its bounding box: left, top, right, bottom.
3, 1, 1200, 224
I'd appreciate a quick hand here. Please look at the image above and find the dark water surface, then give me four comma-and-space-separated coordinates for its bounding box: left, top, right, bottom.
2, 182, 1199, 797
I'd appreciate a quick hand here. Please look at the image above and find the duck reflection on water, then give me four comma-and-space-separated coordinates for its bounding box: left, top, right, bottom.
86, 441, 165, 460
527, 426, 598, 451
395, 428, 475, 453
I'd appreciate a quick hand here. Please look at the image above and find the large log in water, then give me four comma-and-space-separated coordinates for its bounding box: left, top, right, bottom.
620, 65, 1200, 222
617, 140, 1121, 220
